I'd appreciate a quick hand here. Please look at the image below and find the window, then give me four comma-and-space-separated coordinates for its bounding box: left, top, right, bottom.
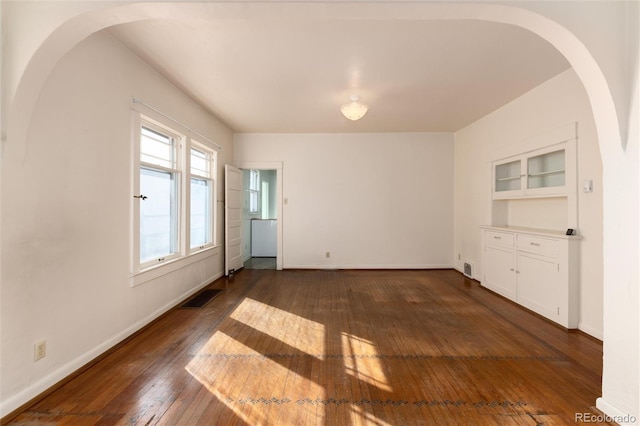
248, 169, 260, 214
133, 115, 218, 278
190, 145, 216, 250
139, 125, 181, 266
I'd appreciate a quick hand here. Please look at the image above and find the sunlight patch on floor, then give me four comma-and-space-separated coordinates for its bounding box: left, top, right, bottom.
230, 297, 326, 359
351, 405, 396, 426
341, 332, 393, 393
185, 330, 323, 425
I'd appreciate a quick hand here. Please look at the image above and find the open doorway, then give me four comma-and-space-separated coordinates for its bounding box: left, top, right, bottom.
242, 169, 277, 270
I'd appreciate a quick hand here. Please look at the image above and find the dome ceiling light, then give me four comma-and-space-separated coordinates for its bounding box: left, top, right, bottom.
340, 95, 369, 121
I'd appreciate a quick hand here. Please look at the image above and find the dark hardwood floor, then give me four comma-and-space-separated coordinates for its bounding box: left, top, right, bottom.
6, 269, 606, 425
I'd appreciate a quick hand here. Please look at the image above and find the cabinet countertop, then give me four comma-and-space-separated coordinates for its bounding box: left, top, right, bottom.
481, 225, 582, 239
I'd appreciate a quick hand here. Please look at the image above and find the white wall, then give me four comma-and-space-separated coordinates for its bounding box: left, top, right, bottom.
454, 69, 603, 339
234, 133, 454, 269
0, 31, 233, 415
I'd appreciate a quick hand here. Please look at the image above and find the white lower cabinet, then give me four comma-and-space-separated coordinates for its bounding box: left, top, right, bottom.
482, 234, 517, 300
516, 251, 561, 322
480, 226, 579, 328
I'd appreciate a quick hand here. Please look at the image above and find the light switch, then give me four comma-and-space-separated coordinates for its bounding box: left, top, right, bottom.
583, 180, 593, 193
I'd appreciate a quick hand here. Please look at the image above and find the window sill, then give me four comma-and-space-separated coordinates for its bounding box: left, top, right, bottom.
130, 245, 221, 287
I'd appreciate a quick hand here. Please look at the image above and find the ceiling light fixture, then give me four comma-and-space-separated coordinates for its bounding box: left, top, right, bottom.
340, 95, 368, 121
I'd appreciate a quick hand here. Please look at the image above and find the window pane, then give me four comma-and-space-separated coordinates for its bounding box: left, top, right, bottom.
191, 148, 210, 177
191, 178, 211, 248
249, 170, 260, 190
140, 167, 178, 262
249, 190, 259, 213
141, 127, 176, 169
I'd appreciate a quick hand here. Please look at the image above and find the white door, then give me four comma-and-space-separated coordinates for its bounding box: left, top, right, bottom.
225, 164, 243, 275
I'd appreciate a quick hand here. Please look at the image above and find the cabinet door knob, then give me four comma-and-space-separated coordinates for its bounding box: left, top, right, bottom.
510, 268, 515, 272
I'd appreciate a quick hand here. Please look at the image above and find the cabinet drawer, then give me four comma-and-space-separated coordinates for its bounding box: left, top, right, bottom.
485, 230, 514, 247
517, 234, 559, 256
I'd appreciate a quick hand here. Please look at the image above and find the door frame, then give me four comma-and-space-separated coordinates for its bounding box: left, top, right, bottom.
234, 161, 284, 271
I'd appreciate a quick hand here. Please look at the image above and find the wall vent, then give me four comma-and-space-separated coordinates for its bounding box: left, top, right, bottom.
463, 262, 474, 279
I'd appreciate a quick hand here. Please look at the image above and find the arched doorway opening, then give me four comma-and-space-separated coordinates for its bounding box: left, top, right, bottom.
4, 1, 634, 420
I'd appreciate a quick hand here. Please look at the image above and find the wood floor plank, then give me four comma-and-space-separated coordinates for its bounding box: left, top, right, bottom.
6, 269, 608, 425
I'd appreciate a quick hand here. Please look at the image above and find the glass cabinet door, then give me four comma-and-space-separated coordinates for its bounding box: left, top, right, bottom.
527, 149, 565, 189
495, 159, 522, 192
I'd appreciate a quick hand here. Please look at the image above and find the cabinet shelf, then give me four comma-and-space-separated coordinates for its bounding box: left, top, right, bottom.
496, 176, 522, 182
528, 169, 564, 177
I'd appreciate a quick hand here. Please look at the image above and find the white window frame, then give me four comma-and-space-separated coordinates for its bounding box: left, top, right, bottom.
137, 119, 183, 271
189, 142, 217, 253
131, 113, 219, 286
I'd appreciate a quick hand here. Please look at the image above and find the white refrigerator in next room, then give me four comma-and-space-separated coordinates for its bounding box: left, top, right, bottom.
251, 219, 277, 257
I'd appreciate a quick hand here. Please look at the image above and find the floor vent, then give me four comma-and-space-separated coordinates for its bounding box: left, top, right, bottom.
463, 262, 474, 279
181, 289, 222, 308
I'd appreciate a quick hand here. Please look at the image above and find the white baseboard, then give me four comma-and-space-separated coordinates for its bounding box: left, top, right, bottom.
577, 322, 603, 340
283, 264, 453, 270
595, 398, 639, 425
0, 272, 223, 418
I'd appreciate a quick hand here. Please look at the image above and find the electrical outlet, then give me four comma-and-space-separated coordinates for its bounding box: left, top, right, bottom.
325, 251, 331, 258
34, 340, 46, 362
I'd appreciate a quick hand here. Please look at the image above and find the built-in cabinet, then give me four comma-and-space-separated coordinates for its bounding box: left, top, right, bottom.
480, 226, 580, 328
492, 141, 574, 200
482, 124, 580, 329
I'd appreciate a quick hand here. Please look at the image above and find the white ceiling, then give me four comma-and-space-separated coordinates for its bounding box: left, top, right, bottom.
108, 18, 570, 133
